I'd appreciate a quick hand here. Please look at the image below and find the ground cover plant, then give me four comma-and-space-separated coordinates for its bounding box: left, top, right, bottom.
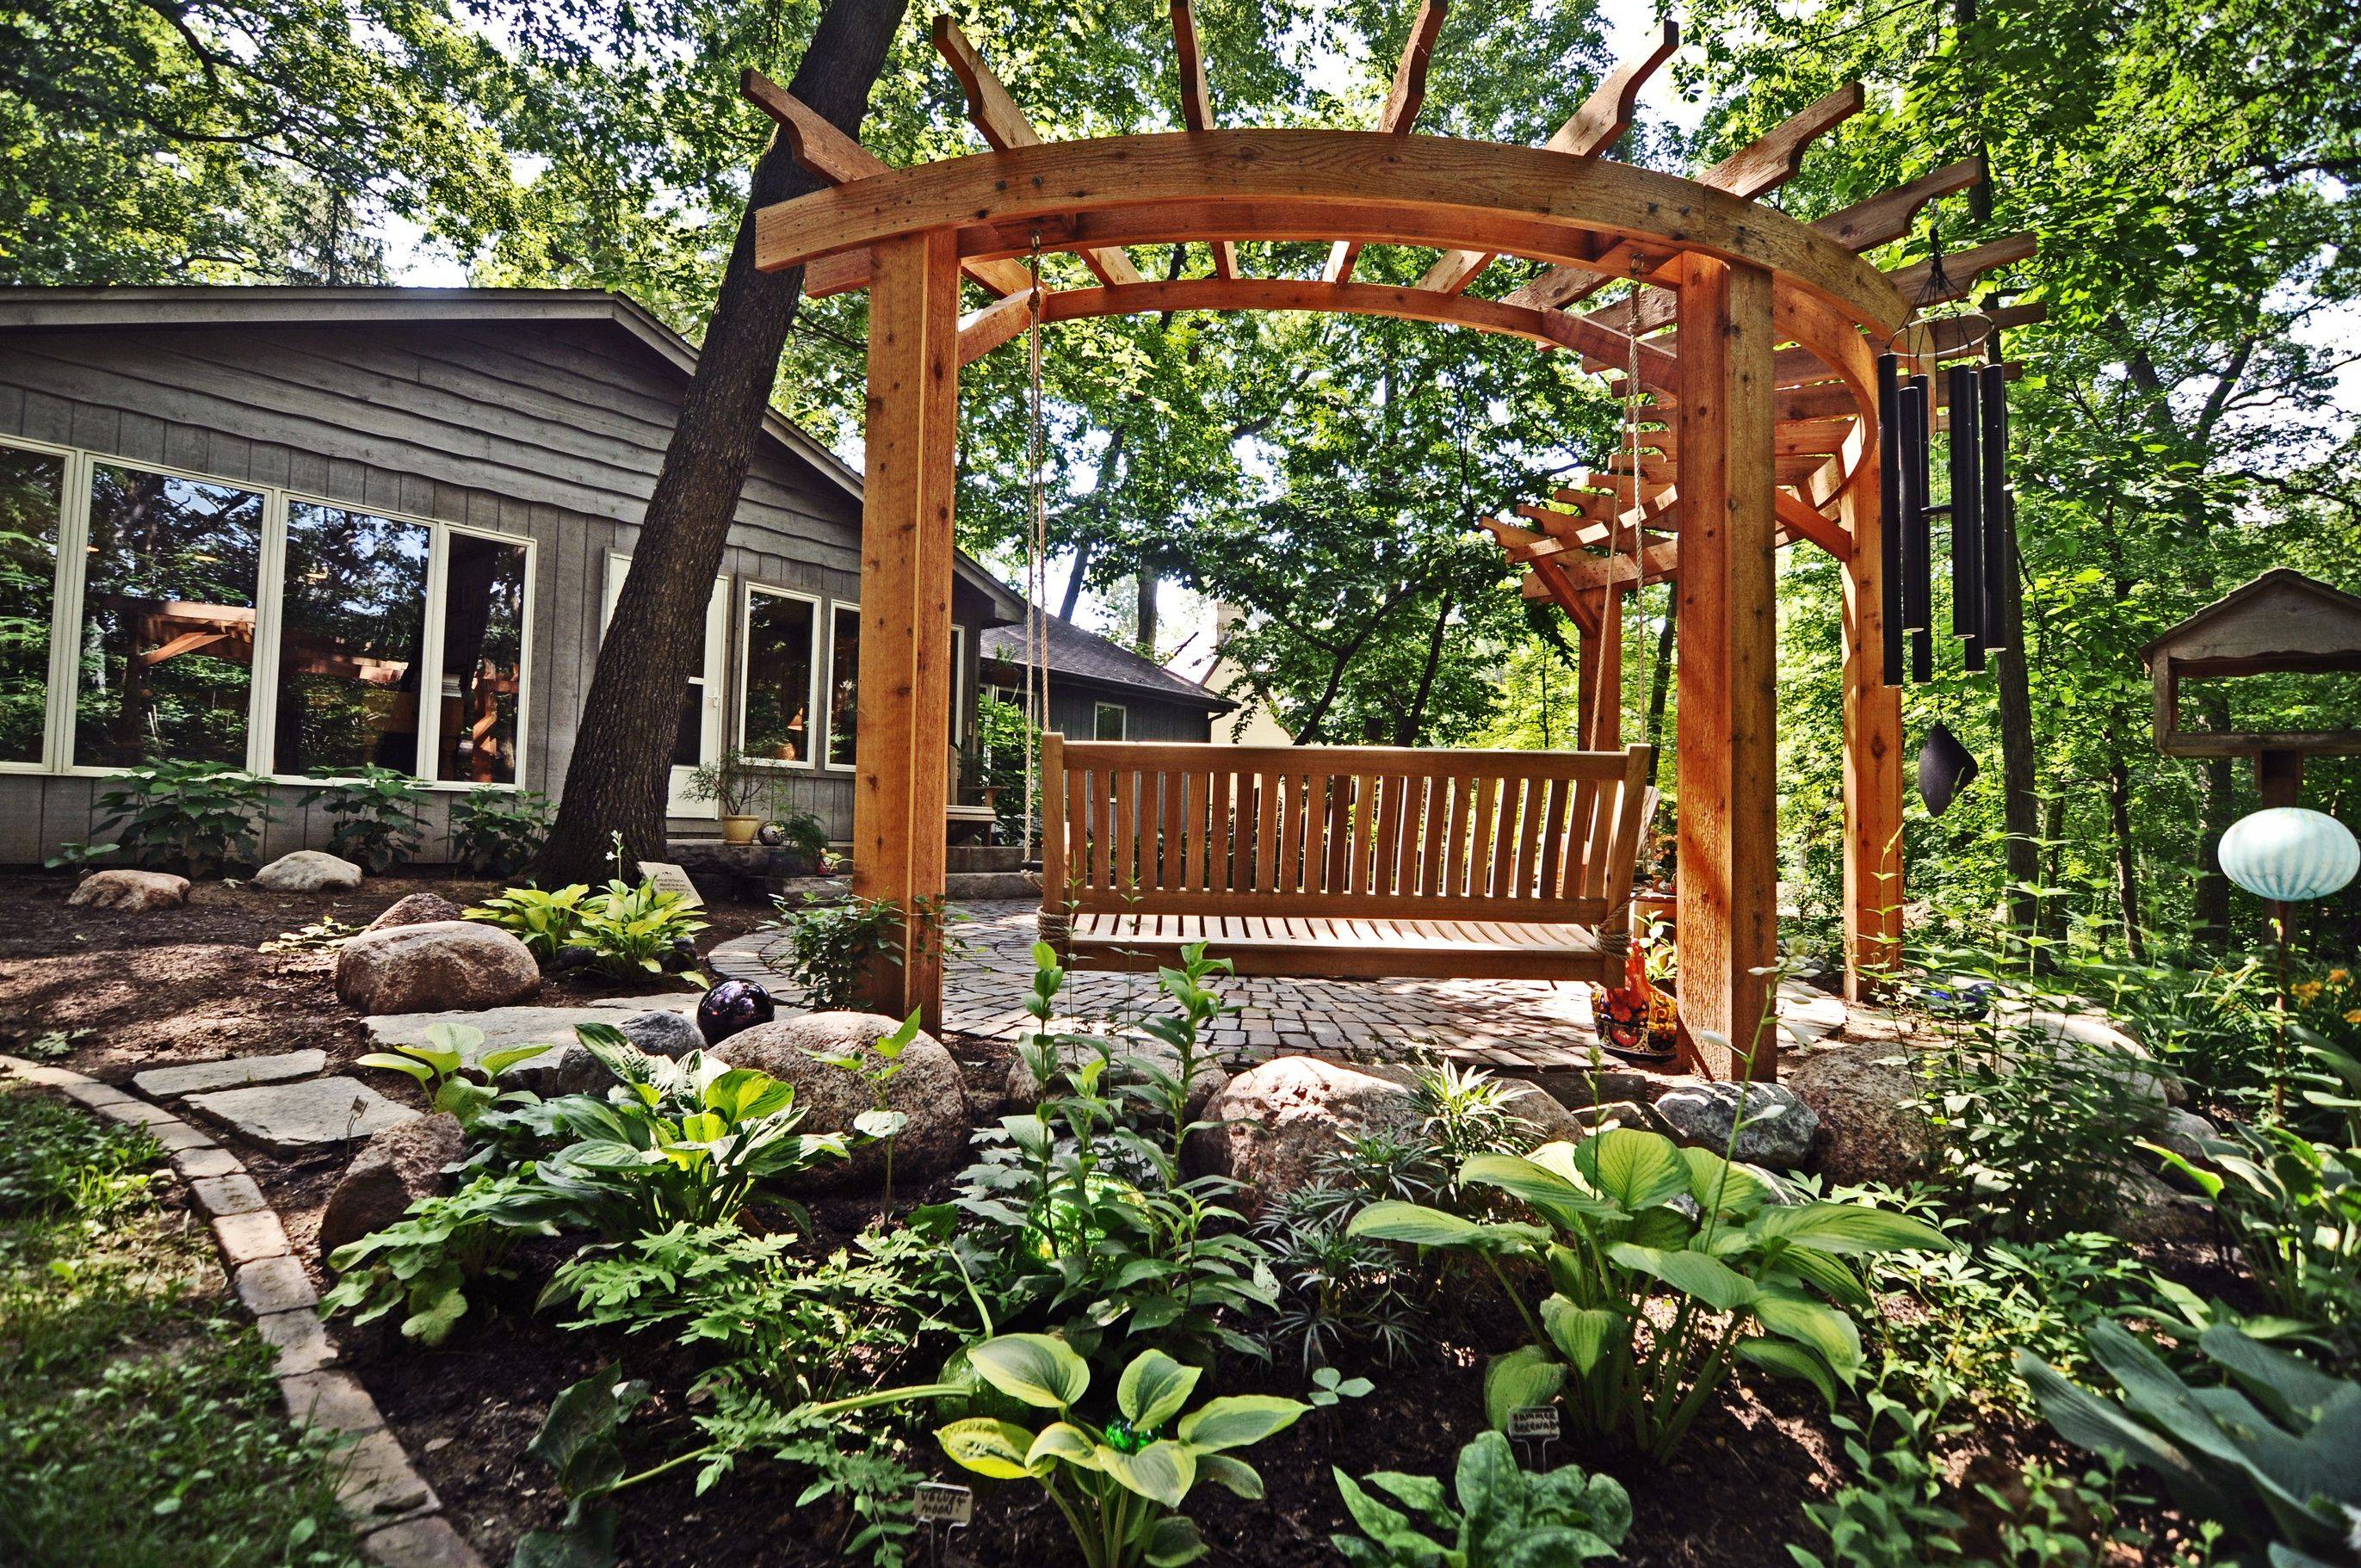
0, 1088, 362, 1568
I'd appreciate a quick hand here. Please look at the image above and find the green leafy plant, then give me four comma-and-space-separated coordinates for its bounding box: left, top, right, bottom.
807, 1009, 922, 1213
937, 1334, 1307, 1568
1410, 1059, 1525, 1175
1331, 1429, 1632, 1567
448, 787, 553, 876
95, 758, 273, 876
523, 1024, 847, 1236
574, 872, 707, 980
952, 943, 1277, 1365
765, 892, 919, 1011
311, 764, 426, 871
1253, 1177, 1433, 1372
467, 882, 590, 961
319, 1170, 563, 1344
1350, 1129, 1953, 1460
355, 1020, 555, 1128
769, 809, 831, 865
515, 1364, 960, 1568
685, 744, 769, 816
2150, 1104, 2361, 1365
43, 839, 118, 874
2021, 1322, 2360, 1567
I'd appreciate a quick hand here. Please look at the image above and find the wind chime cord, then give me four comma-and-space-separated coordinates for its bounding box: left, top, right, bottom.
1023, 240, 1048, 861
1589, 269, 1647, 750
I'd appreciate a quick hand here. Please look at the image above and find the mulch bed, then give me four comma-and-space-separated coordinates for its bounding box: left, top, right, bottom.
0, 869, 2202, 1568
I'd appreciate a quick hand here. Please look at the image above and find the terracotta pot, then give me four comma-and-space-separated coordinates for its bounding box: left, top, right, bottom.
721, 814, 761, 846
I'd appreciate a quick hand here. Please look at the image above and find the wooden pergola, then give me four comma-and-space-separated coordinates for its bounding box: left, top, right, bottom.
743, 3, 2037, 1077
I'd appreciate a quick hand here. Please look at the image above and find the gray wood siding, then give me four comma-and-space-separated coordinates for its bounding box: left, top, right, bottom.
0, 317, 990, 862
980, 661, 1218, 744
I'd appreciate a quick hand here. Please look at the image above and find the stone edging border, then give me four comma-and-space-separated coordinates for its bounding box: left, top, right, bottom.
0, 1053, 485, 1568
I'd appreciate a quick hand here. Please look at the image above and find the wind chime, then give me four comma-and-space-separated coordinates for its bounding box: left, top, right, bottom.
1875, 235, 2013, 814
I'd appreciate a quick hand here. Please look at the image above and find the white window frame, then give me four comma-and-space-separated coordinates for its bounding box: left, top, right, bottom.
737, 581, 824, 770
604, 553, 727, 815
1093, 701, 1128, 741
819, 613, 969, 774
823, 600, 859, 774
951, 622, 968, 747
0, 434, 82, 775
4, 435, 535, 790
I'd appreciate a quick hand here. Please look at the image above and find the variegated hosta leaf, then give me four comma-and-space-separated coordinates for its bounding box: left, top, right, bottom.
1098, 1438, 1195, 1508
937, 1417, 1039, 1479
1024, 1421, 1101, 1471
1541, 1296, 1624, 1374
967, 1334, 1091, 1410
1116, 1349, 1202, 1431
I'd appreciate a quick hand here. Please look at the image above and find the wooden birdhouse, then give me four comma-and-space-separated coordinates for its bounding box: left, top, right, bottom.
2141, 568, 2361, 805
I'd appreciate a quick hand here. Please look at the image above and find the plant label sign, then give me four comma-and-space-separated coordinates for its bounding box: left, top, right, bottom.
634, 860, 705, 908
912, 1482, 973, 1527
1506, 1404, 1561, 1441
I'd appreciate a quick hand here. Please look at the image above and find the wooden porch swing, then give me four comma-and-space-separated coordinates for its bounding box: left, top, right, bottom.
740, 0, 2042, 1078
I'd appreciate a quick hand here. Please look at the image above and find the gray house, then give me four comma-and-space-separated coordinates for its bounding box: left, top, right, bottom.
979, 614, 1234, 744
0, 287, 1023, 865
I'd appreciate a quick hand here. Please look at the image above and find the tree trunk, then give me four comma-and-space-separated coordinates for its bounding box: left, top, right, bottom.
1643, 595, 1675, 785
2108, 753, 2148, 963
532, 0, 912, 883
1991, 499, 2042, 945
1134, 569, 1159, 656
1397, 593, 1454, 746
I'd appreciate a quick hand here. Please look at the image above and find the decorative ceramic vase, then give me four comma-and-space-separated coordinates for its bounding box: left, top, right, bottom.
721, 814, 760, 846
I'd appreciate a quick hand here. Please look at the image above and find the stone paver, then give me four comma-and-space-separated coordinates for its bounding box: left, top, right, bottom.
362, 999, 696, 1065
183, 1077, 419, 1152
711, 902, 1850, 1076
362, 1515, 488, 1568
133, 1050, 328, 1099
189, 1172, 268, 1216
233, 1253, 318, 1315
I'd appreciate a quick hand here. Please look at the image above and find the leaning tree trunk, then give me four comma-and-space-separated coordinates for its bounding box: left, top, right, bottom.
533, 0, 912, 883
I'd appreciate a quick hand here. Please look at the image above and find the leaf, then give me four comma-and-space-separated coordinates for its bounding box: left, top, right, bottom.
1541, 1298, 1623, 1374
528, 1371, 650, 1501
1749, 1201, 1955, 1256
967, 1334, 1091, 1410
355, 1052, 435, 1085
1024, 1422, 1102, 1471
937, 1418, 1041, 1480
1484, 1344, 1567, 1432
1462, 1152, 1621, 1227
1144, 1516, 1208, 1567
1609, 1243, 1759, 1312
1116, 1349, 1202, 1431
482, 1043, 557, 1077
1573, 1127, 1692, 1210
1175, 1394, 1307, 1453
1196, 1453, 1264, 1500
1737, 1338, 1839, 1406
1100, 1439, 1195, 1508
853, 1109, 909, 1140
1753, 1294, 1864, 1382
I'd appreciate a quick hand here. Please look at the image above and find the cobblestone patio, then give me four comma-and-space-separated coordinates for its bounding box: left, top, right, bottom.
710, 900, 1850, 1075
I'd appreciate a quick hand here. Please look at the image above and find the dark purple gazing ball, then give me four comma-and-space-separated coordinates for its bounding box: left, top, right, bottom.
698, 978, 775, 1046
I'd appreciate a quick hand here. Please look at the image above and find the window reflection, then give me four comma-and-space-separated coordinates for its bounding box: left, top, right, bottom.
742, 590, 813, 762
77, 464, 262, 768
436, 533, 527, 784
275, 503, 429, 776
0, 448, 62, 764
828, 605, 859, 768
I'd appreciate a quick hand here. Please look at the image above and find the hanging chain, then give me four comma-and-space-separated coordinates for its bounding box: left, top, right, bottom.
1022, 235, 1048, 860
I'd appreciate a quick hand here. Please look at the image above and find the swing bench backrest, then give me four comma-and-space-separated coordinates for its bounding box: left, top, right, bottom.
1038, 736, 1655, 982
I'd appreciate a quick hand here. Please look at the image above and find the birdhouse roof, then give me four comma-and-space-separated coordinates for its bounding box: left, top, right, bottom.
2140, 568, 2361, 677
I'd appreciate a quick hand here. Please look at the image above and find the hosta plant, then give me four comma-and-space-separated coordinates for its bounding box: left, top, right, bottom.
2021, 1322, 2361, 1568
1350, 1129, 1953, 1460
937, 1334, 1307, 1568
355, 1020, 553, 1128
467, 883, 590, 961
1332, 1430, 1632, 1567
320, 1170, 566, 1344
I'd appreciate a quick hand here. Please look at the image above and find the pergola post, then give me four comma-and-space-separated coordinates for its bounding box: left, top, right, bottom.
1839, 448, 1904, 999
852, 230, 962, 1031
1577, 586, 1624, 749
1672, 256, 1779, 1082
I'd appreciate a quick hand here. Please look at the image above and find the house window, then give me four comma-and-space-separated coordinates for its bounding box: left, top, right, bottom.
0, 444, 65, 765
76, 463, 263, 769
275, 503, 430, 776
826, 603, 859, 769
1093, 701, 1128, 741
435, 532, 529, 784
740, 585, 817, 763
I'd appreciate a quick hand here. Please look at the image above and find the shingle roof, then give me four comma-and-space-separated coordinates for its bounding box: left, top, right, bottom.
980, 614, 1235, 712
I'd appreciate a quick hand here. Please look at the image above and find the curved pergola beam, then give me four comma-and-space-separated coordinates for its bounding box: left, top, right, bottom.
953, 277, 1683, 391
751, 130, 1909, 335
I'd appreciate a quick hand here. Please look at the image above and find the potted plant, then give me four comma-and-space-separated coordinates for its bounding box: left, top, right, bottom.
687, 747, 768, 845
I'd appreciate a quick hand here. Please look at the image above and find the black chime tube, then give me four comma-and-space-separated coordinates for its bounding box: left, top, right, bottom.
1901, 374, 1933, 682
1948, 363, 1984, 671
1876, 353, 1904, 687
1978, 361, 2011, 652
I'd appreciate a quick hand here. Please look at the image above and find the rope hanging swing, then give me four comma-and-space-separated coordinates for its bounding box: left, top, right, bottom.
1020, 235, 1054, 861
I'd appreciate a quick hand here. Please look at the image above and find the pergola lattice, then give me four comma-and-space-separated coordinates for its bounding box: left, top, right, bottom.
741, 3, 2037, 1078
